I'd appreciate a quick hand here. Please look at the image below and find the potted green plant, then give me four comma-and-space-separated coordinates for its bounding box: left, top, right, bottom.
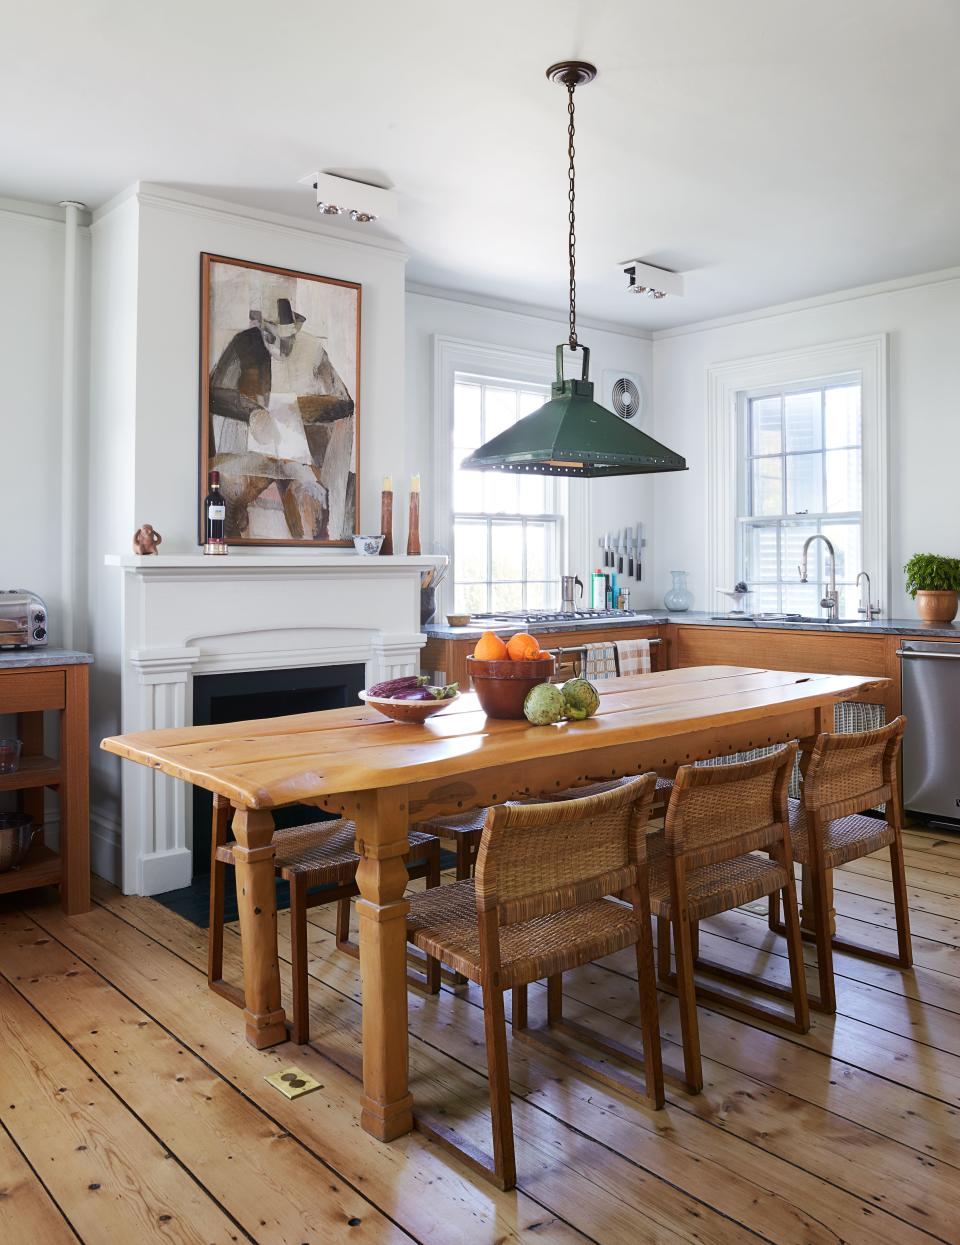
904, 553, 960, 623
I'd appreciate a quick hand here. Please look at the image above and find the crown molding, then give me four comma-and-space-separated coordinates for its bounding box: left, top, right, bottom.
0, 196, 91, 228
653, 265, 960, 340
92, 182, 408, 261
405, 280, 653, 341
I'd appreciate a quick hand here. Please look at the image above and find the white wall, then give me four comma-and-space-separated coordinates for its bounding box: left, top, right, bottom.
652, 273, 960, 618
405, 288, 658, 606
0, 203, 67, 624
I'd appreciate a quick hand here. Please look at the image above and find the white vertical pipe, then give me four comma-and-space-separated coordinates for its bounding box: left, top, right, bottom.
59, 201, 86, 650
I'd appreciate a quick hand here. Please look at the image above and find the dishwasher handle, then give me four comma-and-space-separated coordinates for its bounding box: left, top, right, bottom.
896, 648, 960, 660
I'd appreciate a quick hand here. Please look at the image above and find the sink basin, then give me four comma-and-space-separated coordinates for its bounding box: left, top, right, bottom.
774, 616, 877, 626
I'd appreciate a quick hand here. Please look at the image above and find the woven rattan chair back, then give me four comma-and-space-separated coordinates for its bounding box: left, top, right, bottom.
474, 774, 657, 927
664, 743, 797, 870
802, 715, 905, 821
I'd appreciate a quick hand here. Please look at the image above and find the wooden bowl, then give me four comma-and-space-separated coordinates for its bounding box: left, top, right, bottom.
359, 690, 461, 723
466, 655, 557, 719
446, 613, 471, 627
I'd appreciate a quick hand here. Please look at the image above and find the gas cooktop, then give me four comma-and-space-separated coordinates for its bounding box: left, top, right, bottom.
470, 609, 654, 626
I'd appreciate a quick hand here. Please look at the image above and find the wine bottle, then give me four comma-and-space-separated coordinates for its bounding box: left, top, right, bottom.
203, 469, 228, 555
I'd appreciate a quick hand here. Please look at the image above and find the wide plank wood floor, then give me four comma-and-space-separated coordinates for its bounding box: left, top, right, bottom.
2, 824, 959, 1244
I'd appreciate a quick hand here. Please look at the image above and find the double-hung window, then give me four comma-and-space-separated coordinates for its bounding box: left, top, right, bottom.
738, 380, 862, 617
451, 374, 564, 614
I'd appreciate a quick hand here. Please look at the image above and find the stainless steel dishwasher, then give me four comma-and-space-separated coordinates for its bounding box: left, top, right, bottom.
899, 639, 960, 823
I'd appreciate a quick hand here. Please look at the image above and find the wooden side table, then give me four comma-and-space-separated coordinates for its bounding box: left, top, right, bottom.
0, 649, 92, 913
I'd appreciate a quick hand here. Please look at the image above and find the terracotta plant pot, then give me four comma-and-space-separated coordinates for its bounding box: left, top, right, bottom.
914, 590, 959, 624
466, 655, 557, 719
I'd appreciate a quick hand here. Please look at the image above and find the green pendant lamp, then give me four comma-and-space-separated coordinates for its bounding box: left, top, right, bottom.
462, 61, 687, 479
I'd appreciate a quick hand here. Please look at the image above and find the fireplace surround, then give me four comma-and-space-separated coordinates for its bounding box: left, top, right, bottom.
104, 552, 443, 895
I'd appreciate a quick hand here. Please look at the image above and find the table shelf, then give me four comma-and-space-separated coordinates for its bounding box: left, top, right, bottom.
0, 839, 62, 895
0, 755, 61, 793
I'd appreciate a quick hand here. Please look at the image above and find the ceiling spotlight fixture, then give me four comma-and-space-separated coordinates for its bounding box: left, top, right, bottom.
299, 171, 398, 222
622, 259, 684, 300
461, 62, 687, 479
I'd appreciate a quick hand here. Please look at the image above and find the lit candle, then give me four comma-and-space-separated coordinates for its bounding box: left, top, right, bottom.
411, 474, 421, 492
383, 475, 393, 492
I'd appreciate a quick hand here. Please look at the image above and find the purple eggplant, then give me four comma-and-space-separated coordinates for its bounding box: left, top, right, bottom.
391, 687, 437, 701
368, 675, 429, 698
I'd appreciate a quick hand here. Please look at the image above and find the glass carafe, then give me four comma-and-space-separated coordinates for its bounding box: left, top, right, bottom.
664, 570, 693, 612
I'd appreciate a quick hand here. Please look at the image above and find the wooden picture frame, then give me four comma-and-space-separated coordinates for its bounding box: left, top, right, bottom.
199, 253, 362, 547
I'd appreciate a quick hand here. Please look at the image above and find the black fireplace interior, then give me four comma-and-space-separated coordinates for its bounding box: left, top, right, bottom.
152, 662, 365, 926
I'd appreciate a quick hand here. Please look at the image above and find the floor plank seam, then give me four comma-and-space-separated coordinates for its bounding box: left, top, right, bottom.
0, 1116, 84, 1244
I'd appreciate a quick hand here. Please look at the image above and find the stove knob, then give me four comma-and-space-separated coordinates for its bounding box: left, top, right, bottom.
33, 626, 46, 641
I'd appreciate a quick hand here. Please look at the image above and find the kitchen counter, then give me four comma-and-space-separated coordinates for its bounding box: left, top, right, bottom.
643, 610, 960, 639
423, 613, 659, 640
0, 647, 94, 668
423, 610, 960, 640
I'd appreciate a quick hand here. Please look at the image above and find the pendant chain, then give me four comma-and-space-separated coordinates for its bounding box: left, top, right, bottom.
566, 80, 578, 350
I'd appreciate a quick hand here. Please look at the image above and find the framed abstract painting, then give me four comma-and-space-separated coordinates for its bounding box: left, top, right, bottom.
199, 253, 361, 546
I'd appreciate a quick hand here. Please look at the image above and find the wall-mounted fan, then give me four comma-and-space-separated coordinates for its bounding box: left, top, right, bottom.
603, 370, 645, 422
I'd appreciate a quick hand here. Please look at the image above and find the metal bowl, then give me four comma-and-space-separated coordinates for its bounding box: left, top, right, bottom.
0, 812, 36, 872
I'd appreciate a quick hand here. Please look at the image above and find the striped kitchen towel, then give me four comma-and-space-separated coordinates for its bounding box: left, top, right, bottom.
583, 642, 619, 680
617, 637, 652, 676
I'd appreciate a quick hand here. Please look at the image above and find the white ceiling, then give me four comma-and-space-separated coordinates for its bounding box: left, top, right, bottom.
6, 0, 960, 329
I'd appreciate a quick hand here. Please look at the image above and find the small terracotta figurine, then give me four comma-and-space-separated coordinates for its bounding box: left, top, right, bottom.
133, 524, 162, 555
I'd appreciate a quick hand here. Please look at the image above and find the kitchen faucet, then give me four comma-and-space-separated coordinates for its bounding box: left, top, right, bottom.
798, 534, 839, 621
856, 571, 881, 622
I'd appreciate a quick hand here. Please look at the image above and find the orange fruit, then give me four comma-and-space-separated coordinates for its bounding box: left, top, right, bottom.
506, 632, 542, 661
474, 630, 509, 661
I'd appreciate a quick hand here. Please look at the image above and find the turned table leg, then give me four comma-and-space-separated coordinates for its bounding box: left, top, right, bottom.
353, 787, 413, 1141
231, 806, 286, 1048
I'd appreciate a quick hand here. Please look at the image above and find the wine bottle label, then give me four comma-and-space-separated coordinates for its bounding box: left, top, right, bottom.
208, 504, 225, 520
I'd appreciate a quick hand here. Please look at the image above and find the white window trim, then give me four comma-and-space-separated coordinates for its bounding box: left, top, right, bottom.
432, 335, 590, 613
706, 335, 888, 614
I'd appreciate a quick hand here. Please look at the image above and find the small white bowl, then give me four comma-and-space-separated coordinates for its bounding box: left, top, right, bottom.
353, 534, 385, 556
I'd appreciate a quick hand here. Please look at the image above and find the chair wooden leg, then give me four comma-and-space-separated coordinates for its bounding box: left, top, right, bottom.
810, 859, 837, 1015
335, 897, 352, 953
512, 985, 528, 1032
634, 904, 665, 1109
889, 837, 913, 968
669, 858, 702, 1094
767, 890, 780, 932
455, 836, 473, 880
289, 878, 311, 1045
780, 880, 810, 1033
423, 844, 442, 993
482, 984, 517, 1191
689, 919, 700, 963
208, 857, 226, 988
546, 974, 563, 1026
656, 914, 671, 980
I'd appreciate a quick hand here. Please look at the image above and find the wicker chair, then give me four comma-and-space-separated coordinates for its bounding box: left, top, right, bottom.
768, 716, 911, 1013
650, 743, 808, 1094
208, 794, 441, 1044
406, 774, 663, 1191
417, 774, 675, 881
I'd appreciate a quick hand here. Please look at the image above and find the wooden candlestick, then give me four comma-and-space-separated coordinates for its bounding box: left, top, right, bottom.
406, 475, 421, 556
380, 477, 394, 555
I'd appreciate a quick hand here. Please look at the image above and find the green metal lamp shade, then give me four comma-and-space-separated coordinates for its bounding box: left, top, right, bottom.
461, 345, 687, 478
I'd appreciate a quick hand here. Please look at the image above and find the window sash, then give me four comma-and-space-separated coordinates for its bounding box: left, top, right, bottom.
451, 373, 562, 613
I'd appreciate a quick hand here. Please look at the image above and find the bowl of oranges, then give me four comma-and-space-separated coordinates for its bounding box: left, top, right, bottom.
467, 631, 556, 719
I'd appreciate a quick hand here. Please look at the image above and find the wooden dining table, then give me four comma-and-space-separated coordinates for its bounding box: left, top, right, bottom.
102, 663, 886, 1142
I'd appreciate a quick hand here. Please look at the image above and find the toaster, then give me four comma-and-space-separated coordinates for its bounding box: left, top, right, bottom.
0, 590, 48, 648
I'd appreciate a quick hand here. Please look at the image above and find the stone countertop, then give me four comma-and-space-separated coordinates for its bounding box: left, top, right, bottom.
0, 647, 94, 668
423, 609, 960, 641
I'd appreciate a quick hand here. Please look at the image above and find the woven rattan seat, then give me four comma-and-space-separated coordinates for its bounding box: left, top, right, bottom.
208, 800, 441, 1044
408, 878, 644, 987
648, 851, 789, 922
406, 775, 664, 1191
787, 798, 896, 868
217, 818, 437, 888
768, 718, 911, 1013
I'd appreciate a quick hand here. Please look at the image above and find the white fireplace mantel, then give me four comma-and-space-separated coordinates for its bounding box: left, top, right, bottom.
106, 551, 445, 895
